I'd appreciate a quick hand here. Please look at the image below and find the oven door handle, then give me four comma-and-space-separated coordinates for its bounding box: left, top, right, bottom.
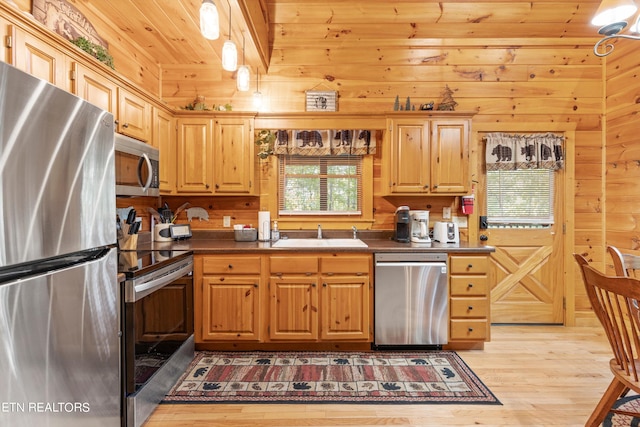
127, 262, 193, 302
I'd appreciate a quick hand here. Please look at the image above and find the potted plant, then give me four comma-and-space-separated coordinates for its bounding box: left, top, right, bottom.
70, 37, 115, 69
255, 130, 276, 159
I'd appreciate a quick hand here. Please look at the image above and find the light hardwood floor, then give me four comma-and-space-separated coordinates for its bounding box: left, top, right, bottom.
146, 325, 614, 426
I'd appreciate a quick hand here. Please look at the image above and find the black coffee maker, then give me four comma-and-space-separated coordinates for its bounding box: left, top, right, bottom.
394, 206, 411, 243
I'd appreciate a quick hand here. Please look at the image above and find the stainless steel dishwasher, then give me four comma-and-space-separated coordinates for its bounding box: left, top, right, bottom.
374, 253, 448, 349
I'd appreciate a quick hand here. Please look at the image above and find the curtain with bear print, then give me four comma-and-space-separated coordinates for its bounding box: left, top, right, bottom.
485, 132, 564, 171
273, 129, 378, 156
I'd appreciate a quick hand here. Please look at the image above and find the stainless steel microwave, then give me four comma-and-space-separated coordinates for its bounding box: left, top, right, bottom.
115, 133, 160, 197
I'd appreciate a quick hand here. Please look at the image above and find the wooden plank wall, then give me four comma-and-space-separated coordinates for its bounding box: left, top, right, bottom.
605, 40, 640, 256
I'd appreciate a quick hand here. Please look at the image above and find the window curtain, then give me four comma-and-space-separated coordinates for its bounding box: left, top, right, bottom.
273, 129, 377, 156
485, 132, 564, 171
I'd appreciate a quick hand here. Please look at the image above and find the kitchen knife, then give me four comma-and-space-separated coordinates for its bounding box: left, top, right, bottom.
126, 209, 137, 224
128, 220, 141, 234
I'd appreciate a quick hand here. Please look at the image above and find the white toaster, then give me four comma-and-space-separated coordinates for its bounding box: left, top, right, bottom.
433, 221, 460, 243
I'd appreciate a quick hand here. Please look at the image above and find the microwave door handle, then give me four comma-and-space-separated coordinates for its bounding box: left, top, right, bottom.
137, 153, 153, 192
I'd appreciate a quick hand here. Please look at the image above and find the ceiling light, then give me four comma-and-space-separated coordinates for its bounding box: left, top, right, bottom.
591, 0, 637, 26
592, 0, 640, 56
253, 68, 263, 110
237, 34, 250, 91
199, 0, 219, 40
221, 1, 237, 71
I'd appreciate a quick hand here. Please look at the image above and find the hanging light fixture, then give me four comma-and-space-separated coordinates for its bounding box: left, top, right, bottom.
237, 33, 250, 91
221, 0, 237, 71
591, 0, 640, 56
199, 0, 219, 40
253, 68, 263, 110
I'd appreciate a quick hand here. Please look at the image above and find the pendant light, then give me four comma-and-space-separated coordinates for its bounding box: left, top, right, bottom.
199, 0, 219, 40
221, 0, 237, 71
253, 68, 263, 110
236, 33, 250, 91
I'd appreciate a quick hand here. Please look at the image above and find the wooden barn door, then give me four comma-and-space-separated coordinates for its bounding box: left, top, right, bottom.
478, 135, 566, 325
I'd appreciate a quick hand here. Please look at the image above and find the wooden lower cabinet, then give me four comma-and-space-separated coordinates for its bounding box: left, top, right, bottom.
196, 255, 262, 342
194, 253, 372, 346
448, 254, 490, 348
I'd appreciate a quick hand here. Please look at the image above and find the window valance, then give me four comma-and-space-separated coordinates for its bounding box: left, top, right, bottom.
273, 129, 378, 156
485, 132, 564, 171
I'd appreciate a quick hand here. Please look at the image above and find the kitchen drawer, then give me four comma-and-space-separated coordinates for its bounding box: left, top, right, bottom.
270, 256, 318, 275
203, 256, 261, 275
449, 256, 489, 275
450, 319, 488, 340
320, 255, 370, 275
450, 298, 488, 318
450, 275, 488, 296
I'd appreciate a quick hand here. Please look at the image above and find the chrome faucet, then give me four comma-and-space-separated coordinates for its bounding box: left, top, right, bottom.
352, 225, 358, 239
317, 224, 322, 239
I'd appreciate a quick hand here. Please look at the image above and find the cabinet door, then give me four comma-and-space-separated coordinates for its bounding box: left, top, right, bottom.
1, 19, 13, 65
213, 117, 254, 194
118, 87, 151, 142
320, 276, 370, 341
201, 276, 261, 341
388, 119, 430, 193
71, 62, 117, 114
176, 118, 214, 194
153, 108, 176, 194
269, 277, 318, 340
136, 276, 193, 342
431, 120, 469, 193
13, 26, 68, 90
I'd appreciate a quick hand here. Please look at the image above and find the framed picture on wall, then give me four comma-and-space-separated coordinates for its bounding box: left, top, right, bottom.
305, 90, 338, 112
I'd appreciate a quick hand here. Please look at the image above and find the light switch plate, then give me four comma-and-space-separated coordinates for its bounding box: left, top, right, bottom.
443, 207, 452, 219
223, 216, 231, 227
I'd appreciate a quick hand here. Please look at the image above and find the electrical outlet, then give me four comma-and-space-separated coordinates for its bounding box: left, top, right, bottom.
443, 207, 452, 219
223, 216, 231, 227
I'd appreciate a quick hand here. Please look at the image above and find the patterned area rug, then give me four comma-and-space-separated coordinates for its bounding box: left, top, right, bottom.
163, 351, 501, 404
604, 394, 640, 427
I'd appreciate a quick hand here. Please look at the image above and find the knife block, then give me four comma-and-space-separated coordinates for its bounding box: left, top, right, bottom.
118, 223, 138, 251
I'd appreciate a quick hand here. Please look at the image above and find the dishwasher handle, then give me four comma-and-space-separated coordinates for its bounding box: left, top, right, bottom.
375, 261, 446, 267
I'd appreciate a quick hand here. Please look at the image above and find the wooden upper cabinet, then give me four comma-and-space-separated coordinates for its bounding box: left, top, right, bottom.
176, 117, 214, 194
154, 108, 176, 194
117, 87, 151, 142
11, 25, 68, 91
384, 113, 471, 195
431, 119, 469, 193
213, 117, 255, 194
387, 118, 430, 193
71, 62, 117, 116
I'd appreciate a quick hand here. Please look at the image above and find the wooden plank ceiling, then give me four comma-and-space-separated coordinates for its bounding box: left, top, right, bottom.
81, 0, 604, 72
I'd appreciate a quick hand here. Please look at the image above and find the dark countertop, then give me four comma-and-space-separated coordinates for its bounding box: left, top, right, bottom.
136, 230, 495, 254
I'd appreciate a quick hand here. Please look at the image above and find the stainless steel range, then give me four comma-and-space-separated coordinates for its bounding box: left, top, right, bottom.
118, 249, 194, 427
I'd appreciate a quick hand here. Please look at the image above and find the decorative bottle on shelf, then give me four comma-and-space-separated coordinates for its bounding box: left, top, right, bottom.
271, 220, 280, 241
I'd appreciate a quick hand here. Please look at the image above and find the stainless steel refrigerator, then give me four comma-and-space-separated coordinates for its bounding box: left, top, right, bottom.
0, 62, 120, 426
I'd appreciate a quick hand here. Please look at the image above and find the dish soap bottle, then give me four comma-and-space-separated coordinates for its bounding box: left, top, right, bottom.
271, 220, 280, 241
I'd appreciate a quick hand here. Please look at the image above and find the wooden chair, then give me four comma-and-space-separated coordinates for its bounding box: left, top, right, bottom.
574, 253, 640, 426
607, 245, 640, 278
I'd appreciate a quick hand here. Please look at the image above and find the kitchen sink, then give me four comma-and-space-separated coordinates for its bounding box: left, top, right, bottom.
271, 238, 368, 248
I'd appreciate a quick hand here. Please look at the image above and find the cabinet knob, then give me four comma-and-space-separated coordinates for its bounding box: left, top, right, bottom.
468, 306, 474, 310
114, 119, 119, 125
215, 184, 220, 189
423, 184, 429, 189
312, 283, 317, 287
205, 184, 210, 189
433, 185, 438, 189
467, 264, 473, 269
468, 327, 474, 332
323, 282, 327, 287
467, 283, 474, 288
228, 264, 233, 269
122, 123, 129, 128
254, 283, 258, 288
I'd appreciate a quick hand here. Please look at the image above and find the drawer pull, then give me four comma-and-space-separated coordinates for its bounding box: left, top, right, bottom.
468, 306, 473, 310
467, 264, 473, 269
468, 327, 474, 332
467, 283, 474, 288
323, 282, 327, 287
228, 264, 233, 269
254, 283, 258, 288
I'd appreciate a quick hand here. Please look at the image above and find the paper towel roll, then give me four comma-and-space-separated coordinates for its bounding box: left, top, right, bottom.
258, 211, 271, 241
